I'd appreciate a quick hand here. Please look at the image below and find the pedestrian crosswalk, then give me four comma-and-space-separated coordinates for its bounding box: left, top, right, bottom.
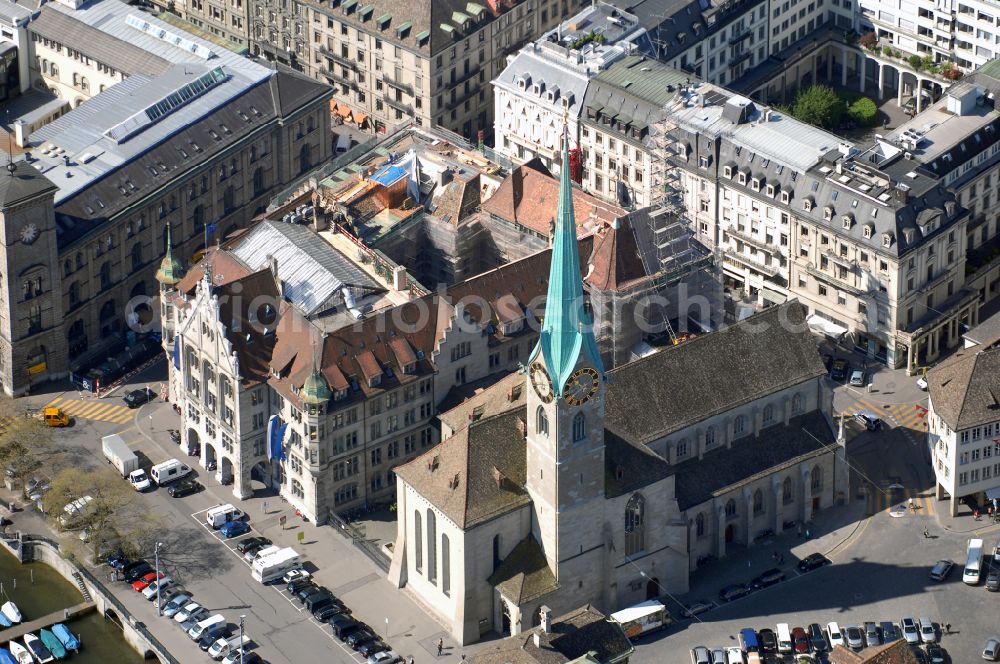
866, 487, 937, 517
839, 397, 929, 432
45, 397, 134, 425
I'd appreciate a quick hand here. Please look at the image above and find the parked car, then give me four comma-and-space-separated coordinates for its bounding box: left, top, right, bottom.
984, 637, 1000, 661
220, 520, 251, 538
917, 376, 928, 390
880, 622, 899, 643
359, 640, 388, 657
759, 628, 777, 653
287, 578, 315, 594
121, 560, 151, 580
919, 617, 937, 643
142, 576, 173, 600
690, 648, 711, 664
718, 584, 750, 602
162, 594, 193, 618
928, 559, 954, 582
237, 537, 272, 555
827, 622, 845, 648
798, 553, 831, 573
315, 604, 349, 622
174, 603, 206, 624
123, 387, 157, 408
368, 650, 401, 664
131, 571, 164, 591
925, 643, 945, 663
987, 570, 1000, 591
682, 600, 713, 618
831, 359, 849, 380
283, 568, 311, 584
792, 627, 809, 653
223, 650, 261, 664
347, 628, 376, 649
243, 543, 275, 563
808, 623, 828, 652
168, 480, 204, 498
179, 608, 211, 632
106, 549, 128, 568
901, 617, 920, 645
750, 568, 785, 590
296, 585, 327, 603
709, 649, 725, 664
863, 622, 880, 647
844, 625, 864, 650
331, 615, 361, 640
849, 370, 865, 386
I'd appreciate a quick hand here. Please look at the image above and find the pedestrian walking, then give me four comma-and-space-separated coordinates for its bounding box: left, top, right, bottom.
944, 623, 951, 635
63, 608, 68, 620
437, 638, 444, 656
263, 500, 268, 514
908, 497, 915, 511
923, 526, 929, 538
408, 656, 414, 664
461, 655, 466, 664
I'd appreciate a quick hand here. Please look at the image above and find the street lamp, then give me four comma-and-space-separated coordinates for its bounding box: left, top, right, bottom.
239, 614, 246, 664
154, 542, 163, 616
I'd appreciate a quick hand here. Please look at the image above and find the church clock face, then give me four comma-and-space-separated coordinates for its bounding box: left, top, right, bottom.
530, 363, 554, 403
20, 224, 38, 245
564, 367, 600, 406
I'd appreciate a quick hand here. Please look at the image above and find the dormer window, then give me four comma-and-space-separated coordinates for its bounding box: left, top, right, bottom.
751, 176, 762, 191
723, 165, 733, 178
369, 374, 381, 388
403, 362, 416, 375
545, 85, 559, 103
842, 214, 853, 229
738, 171, 747, 185
699, 155, 710, 168
766, 183, 775, 197
517, 74, 531, 90
823, 206, 834, 220
882, 232, 894, 247
863, 224, 873, 238
803, 197, 813, 211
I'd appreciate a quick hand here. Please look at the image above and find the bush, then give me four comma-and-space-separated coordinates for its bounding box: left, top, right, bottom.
882, 46, 893, 56
859, 31, 878, 50
908, 54, 923, 70
791, 85, 844, 129
943, 66, 963, 80
847, 97, 879, 127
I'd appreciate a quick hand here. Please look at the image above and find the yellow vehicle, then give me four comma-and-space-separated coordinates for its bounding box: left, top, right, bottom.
41, 407, 70, 427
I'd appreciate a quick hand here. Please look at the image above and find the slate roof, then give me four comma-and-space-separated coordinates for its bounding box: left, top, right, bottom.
623, 0, 762, 61
927, 344, 1000, 431
0, 160, 57, 209
394, 409, 530, 529
482, 159, 623, 237
673, 410, 834, 511
605, 301, 826, 445
604, 429, 671, 499
29, 7, 172, 76
211, 268, 281, 386
437, 371, 526, 433
472, 605, 633, 664
487, 534, 558, 605
963, 308, 1000, 347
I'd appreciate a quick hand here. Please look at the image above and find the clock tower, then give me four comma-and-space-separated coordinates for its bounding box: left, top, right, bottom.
525, 130, 606, 579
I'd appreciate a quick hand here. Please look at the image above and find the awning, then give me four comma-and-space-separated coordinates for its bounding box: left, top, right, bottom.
354, 112, 368, 127
986, 487, 1000, 500
807, 313, 848, 339
337, 105, 353, 119
762, 287, 787, 304
330, 99, 338, 112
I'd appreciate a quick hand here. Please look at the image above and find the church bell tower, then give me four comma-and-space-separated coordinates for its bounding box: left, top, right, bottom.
524, 130, 606, 578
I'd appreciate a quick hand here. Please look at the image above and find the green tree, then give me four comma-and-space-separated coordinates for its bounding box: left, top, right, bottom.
859, 31, 878, 50
847, 97, 879, 127
792, 85, 844, 129
0, 401, 57, 498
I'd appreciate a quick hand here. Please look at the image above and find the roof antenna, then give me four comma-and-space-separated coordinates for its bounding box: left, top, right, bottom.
5, 110, 15, 176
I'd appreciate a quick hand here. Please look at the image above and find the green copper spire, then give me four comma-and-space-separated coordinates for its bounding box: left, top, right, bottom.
301, 360, 332, 405
529, 132, 604, 395
155, 224, 184, 286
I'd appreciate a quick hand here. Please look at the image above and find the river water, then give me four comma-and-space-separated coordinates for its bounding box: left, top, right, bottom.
0, 555, 141, 663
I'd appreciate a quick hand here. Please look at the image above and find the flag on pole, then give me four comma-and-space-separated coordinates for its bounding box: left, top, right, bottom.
206, 223, 217, 235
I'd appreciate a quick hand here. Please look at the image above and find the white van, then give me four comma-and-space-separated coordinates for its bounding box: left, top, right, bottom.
776, 623, 792, 653
188, 614, 226, 640
827, 621, 845, 648
724, 646, 744, 664
150, 459, 191, 486
964, 538, 984, 584
209, 634, 249, 660
206, 504, 245, 529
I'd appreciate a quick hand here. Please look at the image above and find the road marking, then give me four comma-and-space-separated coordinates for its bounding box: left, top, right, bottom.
48, 397, 135, 424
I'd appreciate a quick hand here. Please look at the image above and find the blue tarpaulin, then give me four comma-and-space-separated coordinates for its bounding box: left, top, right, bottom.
172, 336, 180, 371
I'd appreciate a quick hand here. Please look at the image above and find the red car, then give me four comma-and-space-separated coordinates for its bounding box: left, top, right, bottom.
132, 571, 164, 592
792, 626, 810, 653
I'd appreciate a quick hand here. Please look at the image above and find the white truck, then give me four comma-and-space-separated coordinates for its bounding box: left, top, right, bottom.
252, 547, 301, 584
206, 504, 245, 529
102, 434, 138, 477
609, 599, 672, 639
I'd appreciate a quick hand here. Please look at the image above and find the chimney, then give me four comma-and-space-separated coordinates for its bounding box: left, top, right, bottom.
532, 633, 541, 648
540, 606, 552, 634
393, 265, 408, 291
895, 183, 910, 203
13, 120, 29, 148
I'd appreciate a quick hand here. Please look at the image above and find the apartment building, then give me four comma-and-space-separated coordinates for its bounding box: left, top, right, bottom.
664, 80, 973, 369
492, 2, 640, 175
0, 0, 34, 103
158, 0, 250, 49
927, 340, 1000, 517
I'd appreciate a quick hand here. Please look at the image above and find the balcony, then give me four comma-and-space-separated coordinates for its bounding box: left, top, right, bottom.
319, 45, 359, 70
384, 94, 414, 116
728, 27, 752, 45
805, 263, 863, 296
728, 50, 752, 68
723, 248, 781, 277
726, 227, 776, 254
382, 76, 413, 97
446, 87, 477, 111
320, 67, 354, 88
449, 66, 480, 89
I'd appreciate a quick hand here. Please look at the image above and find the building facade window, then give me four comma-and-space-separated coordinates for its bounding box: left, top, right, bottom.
810, 465, 823, 494
572, 413, 586, 442
624, 493, 645, 556
536, 406, 548, 436
414, 511, 422, 572
441, 534, 450, 596
426, 509, 437, 584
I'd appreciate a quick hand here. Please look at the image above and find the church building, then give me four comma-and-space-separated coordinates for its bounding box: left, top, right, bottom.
389, 134, 847, 644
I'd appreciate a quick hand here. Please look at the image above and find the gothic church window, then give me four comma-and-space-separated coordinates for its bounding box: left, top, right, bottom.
624, 493, 645, 556
572, 413, 586, 442
536, 406, 548, 436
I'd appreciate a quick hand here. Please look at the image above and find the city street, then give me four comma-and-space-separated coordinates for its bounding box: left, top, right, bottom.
7, 360, 460, 664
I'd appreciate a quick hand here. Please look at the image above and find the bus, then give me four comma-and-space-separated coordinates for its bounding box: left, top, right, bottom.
964, 538, 984, 585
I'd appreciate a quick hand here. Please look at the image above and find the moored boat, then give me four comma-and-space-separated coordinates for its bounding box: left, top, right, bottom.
22, 633, 54, 664
50, 625, 78, 653
1, 602, 22, 624
0, 648, 17, 664
38, 630, 65, 660
7, 642, 31, 664
0, 611, 12, 628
